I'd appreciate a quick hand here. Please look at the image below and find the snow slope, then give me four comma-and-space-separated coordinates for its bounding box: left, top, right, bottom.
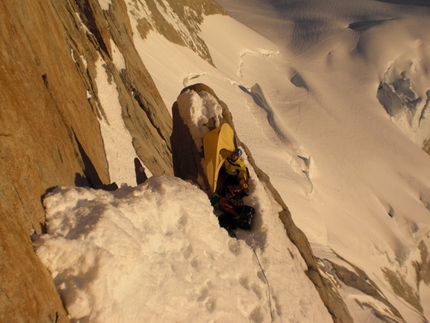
34, 0, 430, 322
34, 157, 330, 322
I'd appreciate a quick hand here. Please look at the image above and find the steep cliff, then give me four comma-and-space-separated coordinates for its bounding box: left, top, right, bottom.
0, 0, 175, 321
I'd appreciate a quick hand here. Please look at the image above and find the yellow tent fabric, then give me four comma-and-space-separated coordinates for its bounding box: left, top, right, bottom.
203, 123, 235, 193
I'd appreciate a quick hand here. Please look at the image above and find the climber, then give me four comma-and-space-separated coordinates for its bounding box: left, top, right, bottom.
213, 148, 255, 236
223, 148, 251, 191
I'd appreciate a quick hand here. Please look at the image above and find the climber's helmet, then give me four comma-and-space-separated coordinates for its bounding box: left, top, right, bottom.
231, 148, 242, 160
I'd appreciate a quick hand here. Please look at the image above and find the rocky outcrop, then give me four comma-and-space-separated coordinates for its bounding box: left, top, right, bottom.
377, 63, 430, 157
0, 0, 173, 321
130, 0, 226, 64
171, 83, 233, 193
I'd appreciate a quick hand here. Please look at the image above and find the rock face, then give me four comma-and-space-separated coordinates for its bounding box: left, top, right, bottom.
0, 0, 173, 321
130, 0, 226, 64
